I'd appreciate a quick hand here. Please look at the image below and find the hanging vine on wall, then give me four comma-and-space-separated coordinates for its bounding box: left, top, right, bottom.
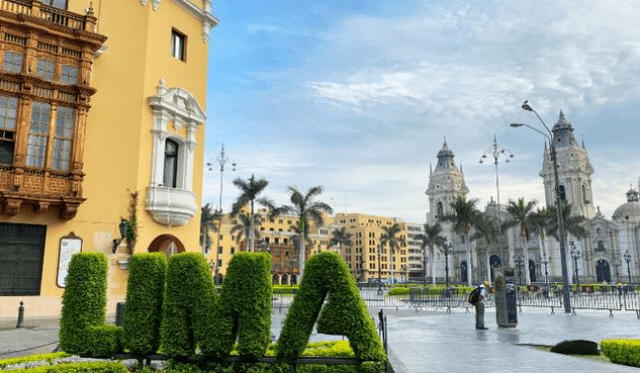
123, 190, 139, 254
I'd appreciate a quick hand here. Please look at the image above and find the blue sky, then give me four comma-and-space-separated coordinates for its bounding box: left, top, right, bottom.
203, 0, 640, 223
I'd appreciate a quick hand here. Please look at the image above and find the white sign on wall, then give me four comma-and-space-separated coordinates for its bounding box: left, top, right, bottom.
57, 233, 83, 288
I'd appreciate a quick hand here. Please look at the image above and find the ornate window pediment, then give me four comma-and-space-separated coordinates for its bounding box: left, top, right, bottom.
146, 79, 204, 227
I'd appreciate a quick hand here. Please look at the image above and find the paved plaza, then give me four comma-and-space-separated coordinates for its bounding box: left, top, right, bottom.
3, 308, 640, 372
385, 308, 640, 372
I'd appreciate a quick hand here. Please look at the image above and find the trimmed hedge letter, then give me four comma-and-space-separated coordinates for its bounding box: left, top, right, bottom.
60, 253, 108, 354
160, 253, 218, 358
210, 252, 272, 359
123, 253, 167, 355
276, 252, 386, 362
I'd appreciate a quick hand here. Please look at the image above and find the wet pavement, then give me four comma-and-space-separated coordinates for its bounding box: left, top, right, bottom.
384, 308, 640, 372
3, 308, 640, 372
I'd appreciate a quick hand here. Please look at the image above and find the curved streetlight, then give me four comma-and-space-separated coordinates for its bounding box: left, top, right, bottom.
510, 100, 572, 313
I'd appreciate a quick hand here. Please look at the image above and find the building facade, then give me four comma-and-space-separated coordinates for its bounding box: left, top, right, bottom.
0, 0, 217, 317
426, 112, 640, 285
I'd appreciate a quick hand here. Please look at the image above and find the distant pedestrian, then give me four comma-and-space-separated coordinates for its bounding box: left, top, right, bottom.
468, 281, 489, 330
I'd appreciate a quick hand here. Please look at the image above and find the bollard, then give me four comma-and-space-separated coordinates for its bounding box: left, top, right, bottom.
16, 301, 24, 328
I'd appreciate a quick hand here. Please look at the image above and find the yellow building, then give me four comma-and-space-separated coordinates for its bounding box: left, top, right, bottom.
208, 210, 410, 285
0, 0, 218, 318
208, 208, 331, 284
332, 213, 409, 283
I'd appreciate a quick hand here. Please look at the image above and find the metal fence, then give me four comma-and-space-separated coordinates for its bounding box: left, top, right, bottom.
272, 287, 640, 316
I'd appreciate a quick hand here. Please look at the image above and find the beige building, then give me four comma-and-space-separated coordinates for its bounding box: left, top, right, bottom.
206, 210, 413, 285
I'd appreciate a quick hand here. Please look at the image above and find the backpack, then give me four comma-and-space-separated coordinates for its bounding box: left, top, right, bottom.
468, 286, 482, 305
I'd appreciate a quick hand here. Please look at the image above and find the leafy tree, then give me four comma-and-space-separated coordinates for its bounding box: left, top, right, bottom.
277, 186, 333, 278
230, 175, 273, 252
503, 198, 537, 285
530, 207, 552, 268
380, 223, 405, 285
546, 203, 588, 283
415, 222, 446, 286
439, 196, 482, 286
438, 237, 453, 291
200, 204, 221, 253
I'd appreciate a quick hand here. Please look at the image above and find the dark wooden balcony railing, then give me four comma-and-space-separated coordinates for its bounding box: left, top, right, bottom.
0, 0, 96, 32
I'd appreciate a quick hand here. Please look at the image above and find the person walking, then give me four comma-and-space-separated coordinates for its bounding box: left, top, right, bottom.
469, 281, 490, 330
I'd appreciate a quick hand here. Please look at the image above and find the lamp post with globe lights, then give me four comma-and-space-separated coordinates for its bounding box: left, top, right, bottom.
510, 100, 572, 313
479, 135, 514, 280
206, 144, 236, 284
624, 250, 632, 285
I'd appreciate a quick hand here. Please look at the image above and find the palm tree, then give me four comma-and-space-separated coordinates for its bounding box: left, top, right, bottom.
439, 196, 481, 286
438, 238, 453, 293
230, 174, 272, 252
415, 222, 446, 286
546, 203, 588, 283
230, 213, 262, 250
530, 207, 552, 281
278, 186, 333, 278
380, 223, 405, 285
330, 227, 353, 253
200, 203, 221, 254
503, 198, 537, 285
471, 213, 501, 284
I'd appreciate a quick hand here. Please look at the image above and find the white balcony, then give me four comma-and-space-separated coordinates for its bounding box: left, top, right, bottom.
146, 186, 197, 226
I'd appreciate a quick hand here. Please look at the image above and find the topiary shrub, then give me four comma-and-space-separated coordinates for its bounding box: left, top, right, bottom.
123, 252, 168, 355
387, 287, 409, 296
85, 325, 124, 357
209, 252, 272, 359
161, 252, 218, 358
601, 339, 640, 366
59, 253, 108, 355
276, 252, 385, 362
550, 339, 599, 355
0, 352, 70, 369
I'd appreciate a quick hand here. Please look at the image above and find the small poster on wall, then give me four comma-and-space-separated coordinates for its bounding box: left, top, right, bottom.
57, 233, 83, 288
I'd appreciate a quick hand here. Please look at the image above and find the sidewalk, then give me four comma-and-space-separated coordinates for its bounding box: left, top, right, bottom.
385, 308, 640, 372
0, 318, 59, 358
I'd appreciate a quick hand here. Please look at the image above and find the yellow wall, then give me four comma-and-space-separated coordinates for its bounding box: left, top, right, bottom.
0, 0, 212, 318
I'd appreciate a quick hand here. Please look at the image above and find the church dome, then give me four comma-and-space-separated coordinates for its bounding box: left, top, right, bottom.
613, 188, 640, 222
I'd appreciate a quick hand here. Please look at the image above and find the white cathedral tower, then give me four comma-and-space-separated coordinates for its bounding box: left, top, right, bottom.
426, 140, 469, 223
540, 111, 596, 219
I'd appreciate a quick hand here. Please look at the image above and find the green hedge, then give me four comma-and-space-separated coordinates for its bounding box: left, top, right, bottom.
210, 252, 272, 359
0, 352, 69, 369
161, 252, 218, 358
9, 362, 128, 373
123, 253, 168, 355
276, 252, 385, 362
59, 253, 108, 355
601, 339, 640, 366
273, 286, 298, 295
85, 325, 124, 357
387, 287, 410, 296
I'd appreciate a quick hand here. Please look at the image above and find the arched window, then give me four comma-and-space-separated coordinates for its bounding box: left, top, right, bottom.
163, 139, 179, 188
559, 185, 566, 202
436, 202, 443, 217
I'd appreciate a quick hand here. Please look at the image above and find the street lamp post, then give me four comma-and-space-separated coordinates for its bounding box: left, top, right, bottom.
206, 144, 237, 285
377, 243, 383, 295
479, 135, 514, 268
624, 250, 632, 285
570, 241, 581, 288
514, 252, 524, 286
542, 253, 550, 286
511, 100, 572, 313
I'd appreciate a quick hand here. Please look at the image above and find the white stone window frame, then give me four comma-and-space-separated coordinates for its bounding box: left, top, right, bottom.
146, 79, 205, 226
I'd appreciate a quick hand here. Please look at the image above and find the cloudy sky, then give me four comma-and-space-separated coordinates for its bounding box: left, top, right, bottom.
203, 0, 640, 223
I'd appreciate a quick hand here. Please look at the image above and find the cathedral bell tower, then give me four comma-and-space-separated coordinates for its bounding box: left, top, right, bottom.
540, 111, 596, 219
426, 140, 469, 223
